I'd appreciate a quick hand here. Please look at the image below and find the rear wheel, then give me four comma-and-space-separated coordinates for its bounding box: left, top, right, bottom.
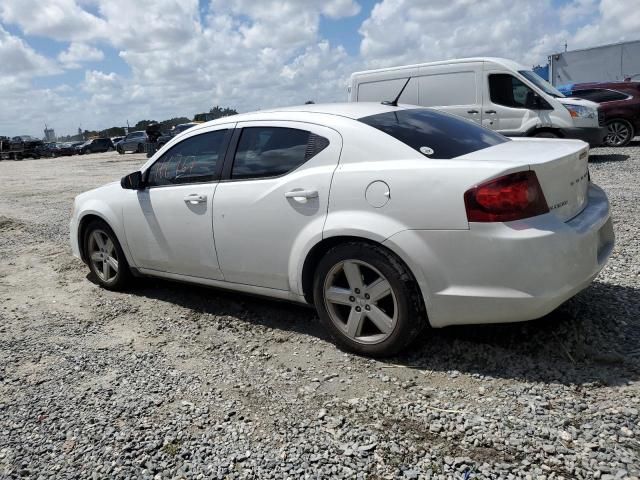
313, 242, 425, 357
84, 220, 131, 290
117, 145, 124, 155
136, 143, 144, 153
605, 119, 634, 147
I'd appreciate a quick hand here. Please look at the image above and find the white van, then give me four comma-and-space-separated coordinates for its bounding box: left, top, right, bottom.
349, 57, 607, 146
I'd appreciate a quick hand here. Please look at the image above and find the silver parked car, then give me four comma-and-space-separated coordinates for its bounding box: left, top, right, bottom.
116, 131, 148, 154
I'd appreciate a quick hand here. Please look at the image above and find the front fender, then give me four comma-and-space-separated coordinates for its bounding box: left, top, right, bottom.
76, 200, 136, 267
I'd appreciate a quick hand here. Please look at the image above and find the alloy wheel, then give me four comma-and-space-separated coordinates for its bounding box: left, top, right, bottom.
88, 229, 119, 283
606, 121, 631, 147
323, 259, 398, 345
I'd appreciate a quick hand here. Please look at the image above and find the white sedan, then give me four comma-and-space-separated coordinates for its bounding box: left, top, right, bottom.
70, 103, 614, 357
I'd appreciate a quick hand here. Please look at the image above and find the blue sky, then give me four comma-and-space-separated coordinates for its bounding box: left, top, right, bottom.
0, 0, 638, 137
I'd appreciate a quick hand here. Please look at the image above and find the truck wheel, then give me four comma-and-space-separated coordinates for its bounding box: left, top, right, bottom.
532, 131, 559, 139
605, 119, 634, 147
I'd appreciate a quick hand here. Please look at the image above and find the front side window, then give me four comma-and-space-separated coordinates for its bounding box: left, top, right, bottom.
146, 130, 229, 187
489, 74, 536, 108
231, 127, 329, 180
359, 108, 508, 159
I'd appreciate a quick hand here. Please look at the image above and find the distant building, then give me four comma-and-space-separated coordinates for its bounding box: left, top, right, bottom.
548, 39, 640, 86
44, 127, 56, 142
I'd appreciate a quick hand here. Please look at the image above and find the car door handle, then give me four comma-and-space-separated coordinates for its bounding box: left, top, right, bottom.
485, 110, 497, 114
285, 189, 318, 199
183, 193, 207, 204
467, 109, 479, 114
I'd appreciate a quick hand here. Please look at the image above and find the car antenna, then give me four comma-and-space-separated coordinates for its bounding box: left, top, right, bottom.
382, 77, 412, 107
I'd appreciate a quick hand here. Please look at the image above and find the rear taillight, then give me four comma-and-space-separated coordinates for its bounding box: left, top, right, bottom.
464, 171, 549, 222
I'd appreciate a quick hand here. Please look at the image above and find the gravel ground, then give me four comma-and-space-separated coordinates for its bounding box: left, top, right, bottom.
0, 143, 639, 480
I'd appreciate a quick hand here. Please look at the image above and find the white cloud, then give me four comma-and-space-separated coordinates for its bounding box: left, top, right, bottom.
58, 42, 104, 68
322, 0, 361, 19
2, 0, 640, 137
0, 25, 58, 77
571, 0, 640, 50
0, 0, 108, 42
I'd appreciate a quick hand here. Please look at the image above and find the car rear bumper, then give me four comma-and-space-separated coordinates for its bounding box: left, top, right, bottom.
560, 126, 608, 147
384, 184, 614, 327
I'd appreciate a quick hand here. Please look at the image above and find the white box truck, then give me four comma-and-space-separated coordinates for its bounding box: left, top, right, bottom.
349, 57, 607, 146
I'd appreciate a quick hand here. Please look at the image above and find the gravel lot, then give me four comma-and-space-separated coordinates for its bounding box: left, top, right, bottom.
0, 142, 639, 480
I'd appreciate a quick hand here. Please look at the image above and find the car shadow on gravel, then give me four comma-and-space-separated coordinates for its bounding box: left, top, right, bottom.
117, 275, 640, 387
398, 281, 640, 387
589, 153, 630, 163
119, 275, 330, 339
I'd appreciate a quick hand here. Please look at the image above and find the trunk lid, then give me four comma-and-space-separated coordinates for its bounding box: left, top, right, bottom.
459, 138, 590, 222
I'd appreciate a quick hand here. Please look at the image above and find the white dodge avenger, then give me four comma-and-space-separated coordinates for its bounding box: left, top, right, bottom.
70, 103, 614, 356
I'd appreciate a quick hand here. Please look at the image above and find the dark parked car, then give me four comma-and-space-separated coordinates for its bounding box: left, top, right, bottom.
157, 123, 199, 148
116, 131, 148, 154
565, 82, 640, 147
7, 136, 44, 159
78, 138, 114, 154
52, 142, 77, 157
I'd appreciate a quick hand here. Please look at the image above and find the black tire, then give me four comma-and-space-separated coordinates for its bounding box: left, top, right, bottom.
117, 146, 124, 155
605, 119, 634, 147
532, 130, 560, 139
83, 219, 131, 291
313, 242, 426, 357
136, 143, 144, 153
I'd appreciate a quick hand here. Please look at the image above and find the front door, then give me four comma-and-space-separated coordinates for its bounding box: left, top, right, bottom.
213, 121, 342, 290
122, 127, 233, 279
484, 71, 538, 133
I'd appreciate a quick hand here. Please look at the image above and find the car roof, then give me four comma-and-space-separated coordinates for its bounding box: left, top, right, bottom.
573, 81, 640, 90
197, 102, 418, 128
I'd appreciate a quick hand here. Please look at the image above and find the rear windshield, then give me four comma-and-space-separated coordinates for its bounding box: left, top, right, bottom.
359, 108, 509, 159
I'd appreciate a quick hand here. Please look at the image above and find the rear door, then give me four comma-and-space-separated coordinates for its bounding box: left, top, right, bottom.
417, 62, 484, 124
213, 121, 342, 290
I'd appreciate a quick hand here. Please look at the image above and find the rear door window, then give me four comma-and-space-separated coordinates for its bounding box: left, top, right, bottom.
231, 127, 329, 180
359, 108, 508, 159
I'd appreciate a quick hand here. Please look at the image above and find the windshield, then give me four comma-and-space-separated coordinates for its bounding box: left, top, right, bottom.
519, 70, 565, 98
359, 108, 509, 159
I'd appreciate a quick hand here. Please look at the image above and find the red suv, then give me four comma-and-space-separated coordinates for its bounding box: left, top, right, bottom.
567, 82, 640, 147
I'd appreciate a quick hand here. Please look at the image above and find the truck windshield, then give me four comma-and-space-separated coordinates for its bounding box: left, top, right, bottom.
519, 70, 565, 98
359, 108, 509, 159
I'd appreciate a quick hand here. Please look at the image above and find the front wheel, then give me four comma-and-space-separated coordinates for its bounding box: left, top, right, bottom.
84, 220, 131, 290
117, 146, 124, 155
136, 143, 144, 153
532, 130, 560, 139
605, 119, 634, 147
313, 242, 426, 357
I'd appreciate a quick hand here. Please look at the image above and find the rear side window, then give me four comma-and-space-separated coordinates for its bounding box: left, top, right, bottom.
359, 108, 508, 159
572, 89, 629, 103
147, 130, 229, 186
231, 127, 329, 180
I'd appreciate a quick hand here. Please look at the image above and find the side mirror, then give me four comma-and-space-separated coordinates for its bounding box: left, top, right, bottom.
532, 93, 553, 110
121, 171, 144, 190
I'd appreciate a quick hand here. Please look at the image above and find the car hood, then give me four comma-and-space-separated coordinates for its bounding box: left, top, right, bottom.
557, 97, 599, 109
76, 181, 121, 203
